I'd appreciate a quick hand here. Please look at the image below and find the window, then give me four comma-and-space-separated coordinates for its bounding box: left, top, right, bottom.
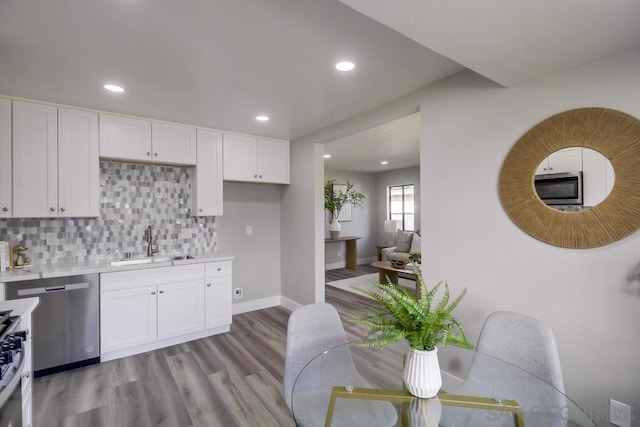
388, 184, 414, 231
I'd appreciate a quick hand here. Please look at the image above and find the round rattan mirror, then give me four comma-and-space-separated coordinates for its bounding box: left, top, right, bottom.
499, 108, 640, 248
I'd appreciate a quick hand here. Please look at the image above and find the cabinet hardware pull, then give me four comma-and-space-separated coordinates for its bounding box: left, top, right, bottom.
154, 152, 158, 157
259, 175, 262, 179
60, 207, 65, 212
254, 174, 258, 178
1, 207, 7, 212
50, 207, 55, 212
146, 151, 151, 156
207, 283, 211, 287
151, 291, 156, 295
199, 208, 203, 212
159, 290, 164, 294
217, 267, 222, 271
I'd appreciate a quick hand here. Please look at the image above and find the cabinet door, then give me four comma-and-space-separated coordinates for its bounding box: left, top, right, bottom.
205, 275, 231, 329
13, 100, 58, 217
547, 147, 582, 173
257, 138, 290, 184
223, 133, 258, 181
58, 108, 99, 217
99, 114, 152, 162
0, 98, 11, 217
152, 122, 197, 165
157, 280, 205, 340
193, 129, 223, 216
100, 286, 157, 353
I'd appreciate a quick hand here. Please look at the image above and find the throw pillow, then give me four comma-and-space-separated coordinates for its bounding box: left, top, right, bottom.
395, 230, 413, 253
409, 232, 421, 254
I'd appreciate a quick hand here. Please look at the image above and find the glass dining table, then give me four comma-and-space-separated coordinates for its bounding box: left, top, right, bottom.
291, 340, 596, 427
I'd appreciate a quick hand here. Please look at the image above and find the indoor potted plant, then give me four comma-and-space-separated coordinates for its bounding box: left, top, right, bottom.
324, 179, 366, 238
351, 269, 473, 398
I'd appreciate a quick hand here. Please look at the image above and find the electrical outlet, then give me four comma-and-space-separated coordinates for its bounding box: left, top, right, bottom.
610, 399, 632, 427
233, 288, 243, 299
246, 225, 253, 235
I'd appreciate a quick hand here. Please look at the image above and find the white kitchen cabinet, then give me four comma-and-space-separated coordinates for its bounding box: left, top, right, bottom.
582, 148, 615, 207
100, 114, 197, 166
12, 101, 99, 218
100, 262, 231, 361
193, 129, 223, 216
99, 114, 152, 162
13, 101, 58, 218
535, 147, 583, 175
0, 98, 11, 217
151, 122, 197, 165
58, 108, 100, 217
205, 261, 232, 329
223, 132, 290, 184
157, 279, 205, 340
100, 285, 158, 353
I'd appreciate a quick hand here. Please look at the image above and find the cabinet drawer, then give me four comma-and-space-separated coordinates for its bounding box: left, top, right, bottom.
205, 261, 232, 277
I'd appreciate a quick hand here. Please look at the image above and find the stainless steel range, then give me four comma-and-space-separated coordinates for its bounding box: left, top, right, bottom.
0, 309, 28, 426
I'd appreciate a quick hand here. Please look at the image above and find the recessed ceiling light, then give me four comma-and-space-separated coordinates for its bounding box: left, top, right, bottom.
380, 161, 389, 165
256, 115, 269, 122
323, 154, 331, 159
335, 61, 355, 72
103, 84, 124, 93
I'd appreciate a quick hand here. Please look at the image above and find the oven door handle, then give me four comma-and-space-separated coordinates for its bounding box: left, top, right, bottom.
0, 350, 26, 409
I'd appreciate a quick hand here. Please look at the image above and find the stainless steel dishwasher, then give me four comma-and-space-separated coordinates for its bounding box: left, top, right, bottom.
5, 274, 100, 377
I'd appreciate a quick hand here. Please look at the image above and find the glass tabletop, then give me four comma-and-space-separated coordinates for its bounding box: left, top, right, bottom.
291, 340, 596, 427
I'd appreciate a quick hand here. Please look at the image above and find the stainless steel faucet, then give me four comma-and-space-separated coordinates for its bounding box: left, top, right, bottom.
144, 225, 158, 257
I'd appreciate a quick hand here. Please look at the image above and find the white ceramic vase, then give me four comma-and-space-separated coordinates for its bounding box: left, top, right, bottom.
403, 347, 442, 398
329, 218, 341, 239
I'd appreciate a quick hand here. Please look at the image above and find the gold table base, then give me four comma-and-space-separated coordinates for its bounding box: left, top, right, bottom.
325, 386, 525, 427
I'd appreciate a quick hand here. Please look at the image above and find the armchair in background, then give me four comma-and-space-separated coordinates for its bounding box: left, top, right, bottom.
381, 230, 421, 264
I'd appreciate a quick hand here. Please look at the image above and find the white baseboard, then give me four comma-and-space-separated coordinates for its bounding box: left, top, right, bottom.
232, 296, 282, 315
280, 296, 302, 311
325, 256, 376, 270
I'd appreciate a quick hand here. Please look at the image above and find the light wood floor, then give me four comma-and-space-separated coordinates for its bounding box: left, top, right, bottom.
34, 285, 377, 427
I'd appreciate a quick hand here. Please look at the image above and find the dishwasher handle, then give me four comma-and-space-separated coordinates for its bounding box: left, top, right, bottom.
17, 282, 90, 297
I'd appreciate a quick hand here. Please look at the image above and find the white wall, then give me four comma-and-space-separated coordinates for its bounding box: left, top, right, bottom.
374, 166, 421, 244
215, 182, 282, 309
324, 169, 376, 268
419, 50, 640, 426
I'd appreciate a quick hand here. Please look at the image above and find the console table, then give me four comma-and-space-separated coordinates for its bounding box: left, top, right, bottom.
325, 236, 361, 269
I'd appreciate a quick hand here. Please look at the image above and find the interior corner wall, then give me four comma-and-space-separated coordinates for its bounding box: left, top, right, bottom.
281, 140, 325, 305
418, 49, 640, 426
324, 169, 376, 268
215, 182, 282, 304
374, 166, 421, 244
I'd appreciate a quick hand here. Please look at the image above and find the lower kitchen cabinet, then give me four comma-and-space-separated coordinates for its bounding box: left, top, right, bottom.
100, 285, 157, 353
100, 261, 232, 361
157, 279, 205, 340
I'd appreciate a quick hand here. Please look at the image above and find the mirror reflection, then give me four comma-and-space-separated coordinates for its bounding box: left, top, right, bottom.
534, 147, 615, 211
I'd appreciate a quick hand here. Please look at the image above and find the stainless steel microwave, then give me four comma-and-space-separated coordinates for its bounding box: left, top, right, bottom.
534, 171, 583, 205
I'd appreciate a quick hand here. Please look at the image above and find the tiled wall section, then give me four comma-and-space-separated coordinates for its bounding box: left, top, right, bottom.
0, 161, 216, 266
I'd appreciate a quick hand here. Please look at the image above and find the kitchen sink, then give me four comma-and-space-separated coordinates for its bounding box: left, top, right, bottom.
109, 255, 195, 267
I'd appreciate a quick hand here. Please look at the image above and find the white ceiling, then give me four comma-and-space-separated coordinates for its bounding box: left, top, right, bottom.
1, 1, 638, 172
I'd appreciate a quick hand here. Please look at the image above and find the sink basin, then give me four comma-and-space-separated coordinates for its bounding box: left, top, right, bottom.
110, 255, 194, 267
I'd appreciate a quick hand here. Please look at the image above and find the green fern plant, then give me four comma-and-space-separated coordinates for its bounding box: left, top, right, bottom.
350, 269, 473, 351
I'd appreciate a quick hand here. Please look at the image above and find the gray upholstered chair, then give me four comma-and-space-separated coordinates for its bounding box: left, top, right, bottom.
283, 303, 397, 427
440, 311, 566, 427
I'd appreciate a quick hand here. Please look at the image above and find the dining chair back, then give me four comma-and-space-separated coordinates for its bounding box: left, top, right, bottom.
283, 303, 397, 426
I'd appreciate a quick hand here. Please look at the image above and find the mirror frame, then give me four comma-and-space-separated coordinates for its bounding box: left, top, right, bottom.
499, 107, 640, 249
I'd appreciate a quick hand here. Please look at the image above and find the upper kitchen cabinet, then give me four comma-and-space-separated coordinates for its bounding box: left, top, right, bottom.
99, 114, 196, 166
535, 147, 583, 175
0, 98, 11, 218
193, 129, 223, 216
99, 114, 152, 162
223, 132, 289, 184
151, 122, 197, 165
13, 101, 99, 218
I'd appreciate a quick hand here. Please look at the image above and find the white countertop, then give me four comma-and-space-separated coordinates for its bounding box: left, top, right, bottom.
0, 252, 233, 283
0, 297, 39, 316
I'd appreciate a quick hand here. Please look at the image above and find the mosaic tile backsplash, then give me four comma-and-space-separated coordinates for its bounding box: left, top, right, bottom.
0, 161, 216, 266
